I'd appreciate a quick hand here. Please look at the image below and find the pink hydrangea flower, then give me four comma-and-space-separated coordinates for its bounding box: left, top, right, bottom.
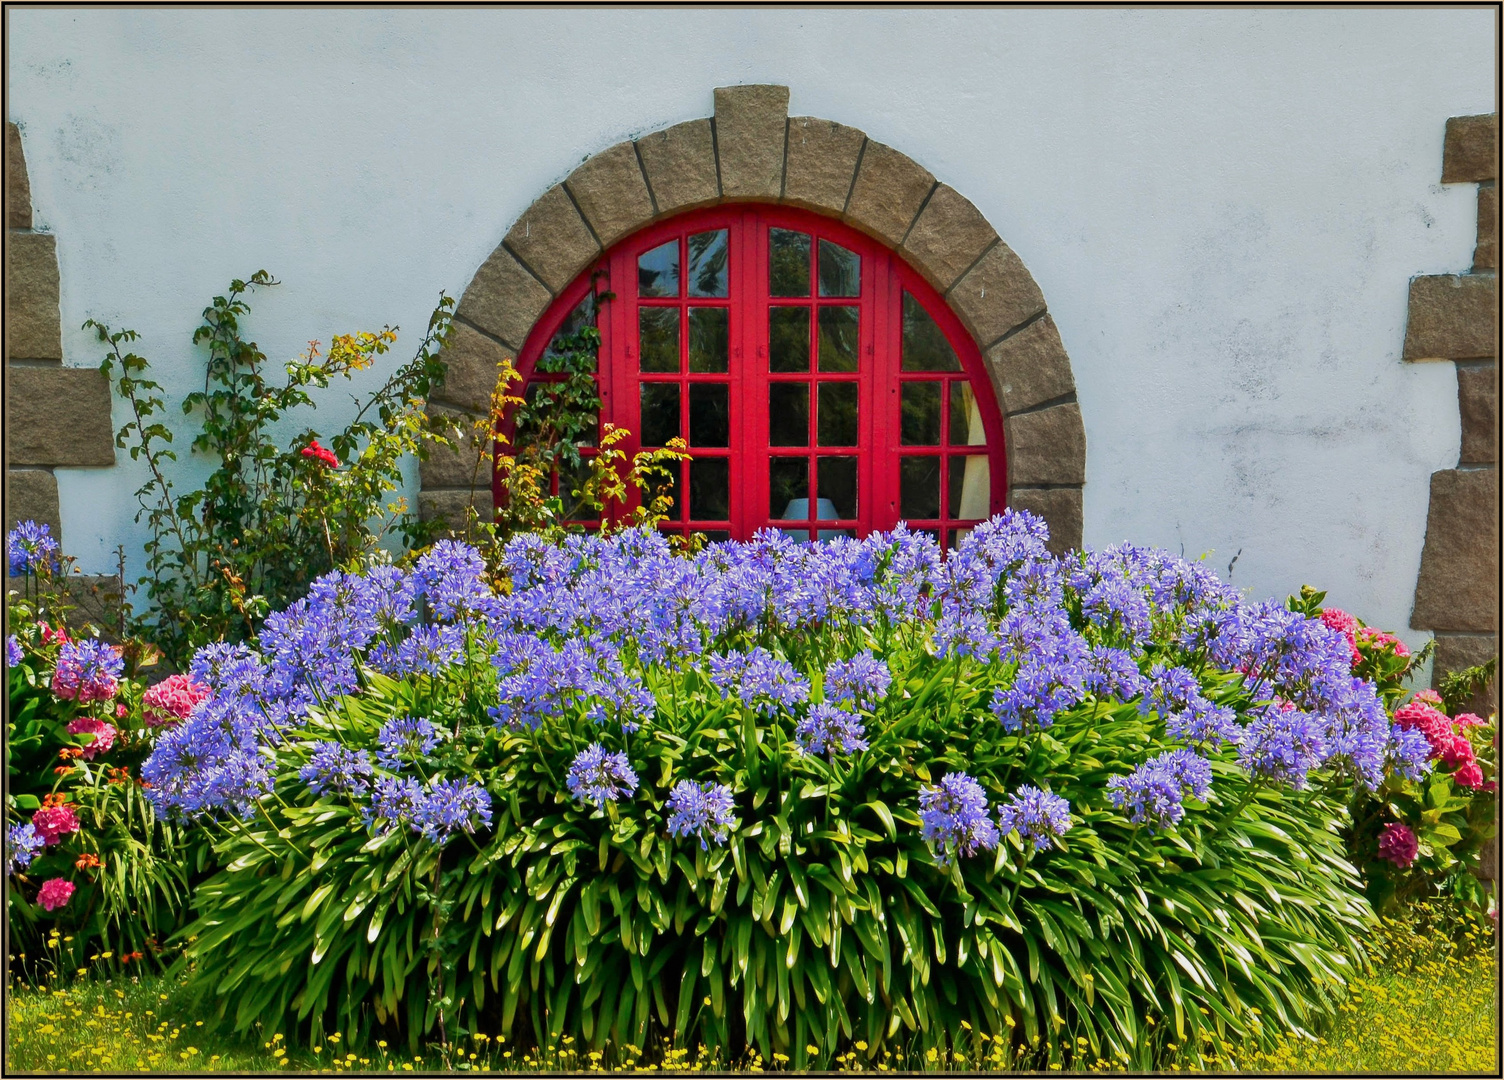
1395, 700, 1452, 744
1454, 761, 1485, 790
1357, 627, 1410, 658
1377, 822, 1419, 868
65, 717, 117, 760
37, 878, 76, 912
141, 674, 211, 728
32, 803, 80, 845
1320, 609, 1361, 665
1412, 689, 1444, 708
1455, 713, 1487, 729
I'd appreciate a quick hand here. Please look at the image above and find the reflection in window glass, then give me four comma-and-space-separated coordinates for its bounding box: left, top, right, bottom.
901, 292, 961, 372
689, 308, 729, 372
688, 230, 729, 297
900, 383, 942, 445
948, 456, 990, 519
689, 384, 730, 447
900, 457, 941, 519
638, 240, 679, 297
768, 384, 809, 446
818, 456, 858, 518
769, 307, 810, 372
950, 381, 985, 445
769, 229, 811, 297
639, 308, 680, 373
769, 457, 809, 518
818, 240, 860, 297
660, 462, 684, 522
817, 383, 859, 447
639, 383, 680, 447
698, 530, 732, 543
817, 307, 859, 372
689, 459, 730, 520
543, 294, 596, 358
558, 457, 595, 520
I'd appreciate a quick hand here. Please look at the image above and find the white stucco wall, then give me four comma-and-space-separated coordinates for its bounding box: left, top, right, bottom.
7, 7, 1495, 649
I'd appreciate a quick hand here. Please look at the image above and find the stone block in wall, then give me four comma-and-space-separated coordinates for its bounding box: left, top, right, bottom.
455, 244, 552, 352
418, 404, 487, 491
1457, 363, 1497, 465
947, 241, 1047, 348
1432, 632, 1499, 717
5, 468, 61, 540
1402, 274, 1498, 361
1476, 184, 1498, 271
1411, 468, 1498, 633
983, 314, 1076, 415
713, 85, 788, 200
901, 185, 999, 294
635, 120, 719, 215
783, 118, 865, 214
564, 140, 656, 247
6, 231, 62, 361
1006, 486, 1082, 556
843, 141, 934, 248
503, 184, 599, 295
5, 366, 116, 466
418, 488, 493, 536
1442, 114, 1499, 184
1005, 403, 1087, 487
8, 122, 32, 229
435, 320, 512, 415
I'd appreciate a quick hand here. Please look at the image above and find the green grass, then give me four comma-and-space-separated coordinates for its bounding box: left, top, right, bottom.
7, 903, 1496, 1074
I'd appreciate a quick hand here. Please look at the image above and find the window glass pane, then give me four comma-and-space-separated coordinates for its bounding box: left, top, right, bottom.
816, 383, 859, 447
639, 307, 680, 373
817, 456, 858, 519
900, 383, 942, 445
768, 383, 809, 447
543, 294, 596, 358
689, 307, 729, 372
689, 459, 730, 521
769, 457, 810, 519
639, 383, 680, 447
520, 381, 597, 447
769, 307, 810, 372
769, 229, 811, 297
558, 457, 597, 520
901, 292, 961, 372
687, 230, 729, 297
689, 384, 730, 447
638, 240, 679, 298
817, 240, 860, 297
900, 456, 941, 520
948, 527, 972, 551
949, 380, 986, 446
662, 461, 684, 521
817, 306, 859, 372
948, 455, 991, 519
698, 530, 731, 544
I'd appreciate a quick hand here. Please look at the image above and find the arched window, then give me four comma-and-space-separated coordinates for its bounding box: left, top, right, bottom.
503, 206, 1008, 546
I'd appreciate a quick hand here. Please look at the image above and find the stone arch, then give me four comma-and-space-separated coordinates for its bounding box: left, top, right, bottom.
423, 86, 1086, 552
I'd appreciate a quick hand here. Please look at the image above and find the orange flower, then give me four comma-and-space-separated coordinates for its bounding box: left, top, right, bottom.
59, 747, 84, 761
75, 852, 102, 871
42, 792, 69, 808
53, 765, 75, 776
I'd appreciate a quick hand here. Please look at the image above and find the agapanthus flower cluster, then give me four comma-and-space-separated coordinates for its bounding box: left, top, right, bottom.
6, 635, 23, 669
1376, 821, 1419, 868
1107, 749, 1213, 831
142, 674, 211, 727
919, 772, 999, 864
8, 520, 59, 577
997, 785, 1073, 850
375, 716, 446, 769
795, 704, 869, 757
666, 781, 736, 850
566, 744, 640, 806
299, 742, 374, 796
365, 775, 491, 842
823, 652, 892, 711
709, 648, 809, 717
7, 823, 43, 874
52, 639, 124, 703
65, 717, 117, 760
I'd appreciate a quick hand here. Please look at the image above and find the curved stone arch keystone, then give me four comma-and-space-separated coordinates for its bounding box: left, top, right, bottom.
423, 85, 1086, 552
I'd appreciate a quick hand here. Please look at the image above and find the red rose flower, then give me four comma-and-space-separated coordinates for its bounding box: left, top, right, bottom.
301, 439, 340, 468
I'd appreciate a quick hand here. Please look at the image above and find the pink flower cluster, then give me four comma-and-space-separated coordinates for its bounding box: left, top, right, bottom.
31, 802, 80, 845
1321, 607, 1411, 667
37, 878, 75, 912
65, 717, 117, 760
141, 674, 210, 728
1394, 699, 1491, 790
1377, 822, 1419, 868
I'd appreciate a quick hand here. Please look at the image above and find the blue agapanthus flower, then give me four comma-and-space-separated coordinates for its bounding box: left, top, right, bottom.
823, 651, 892, 710
567, 743, 640, 806
795, 704, 869, 757
7, 823, 43, 874
411, 778, 492, 842
298, 741, 374, 796
1237, 704, 1328, 790
666, 780, 736, 849
1107, 749, 1213, 831
6, 635, 22, 669
919, 772, 999, 864
375, 716, 445, 769
7, 520, 59, 577
997, 785, 1072, 850
708, 648, 808, 717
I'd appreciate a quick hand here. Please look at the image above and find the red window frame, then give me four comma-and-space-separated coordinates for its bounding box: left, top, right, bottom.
496, 205, 1008, 545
